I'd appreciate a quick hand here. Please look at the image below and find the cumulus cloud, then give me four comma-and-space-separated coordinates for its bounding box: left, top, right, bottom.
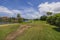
0, 6, 41, 19
1, 2, 60, 19
0, 6, 21, 16
38, 2, 60, 15
21, 8, 41, 19
0, 6, 13, 14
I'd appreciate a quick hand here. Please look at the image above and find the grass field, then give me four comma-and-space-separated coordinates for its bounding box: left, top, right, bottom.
0, 23, 20, 40
16, 21, 60, 40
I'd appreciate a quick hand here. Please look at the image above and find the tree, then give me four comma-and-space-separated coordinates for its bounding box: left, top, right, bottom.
46, 13, 60, 27
17, 14, 23, 23
40, 15, 47, 21
17, 14, 21, 18
8, 18, 12, 22
47, 12, 52, 16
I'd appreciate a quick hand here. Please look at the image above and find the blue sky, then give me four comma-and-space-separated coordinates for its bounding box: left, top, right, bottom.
0, 0, 60, 9
0, 0, 60, 19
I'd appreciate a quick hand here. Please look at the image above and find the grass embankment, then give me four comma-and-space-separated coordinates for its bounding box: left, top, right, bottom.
16, 21, 60, 40
0, 23, 20, 40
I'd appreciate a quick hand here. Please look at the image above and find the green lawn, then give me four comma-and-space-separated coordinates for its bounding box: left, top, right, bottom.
16, 21, 60, 40
0, 23, 20, 40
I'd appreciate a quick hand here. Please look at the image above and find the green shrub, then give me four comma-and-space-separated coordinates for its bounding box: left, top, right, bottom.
46, 13, 60, 26
40, 15, 47, 21
55, 17, 60, 26
46, 16, 52, 24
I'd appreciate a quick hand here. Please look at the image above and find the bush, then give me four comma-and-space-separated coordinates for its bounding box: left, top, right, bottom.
46, 13, 60, 26
46, 16, 52, 24
55, 17, 60, 26
40, 15, 47, 21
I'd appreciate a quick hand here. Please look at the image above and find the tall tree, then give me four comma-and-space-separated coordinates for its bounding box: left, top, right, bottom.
17, 13, 23, 23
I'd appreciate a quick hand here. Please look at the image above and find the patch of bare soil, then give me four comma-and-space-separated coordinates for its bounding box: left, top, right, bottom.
5, 25, 31, 40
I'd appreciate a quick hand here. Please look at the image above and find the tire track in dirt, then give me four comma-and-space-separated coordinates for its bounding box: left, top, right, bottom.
5, 24, 31, 40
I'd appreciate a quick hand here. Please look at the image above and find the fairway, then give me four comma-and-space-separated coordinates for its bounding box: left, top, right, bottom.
16, 21, 60, 40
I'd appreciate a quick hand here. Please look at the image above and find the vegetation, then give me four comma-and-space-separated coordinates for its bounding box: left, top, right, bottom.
0, 14, 23, 23
46, 13, 60, 27
47, 12, 52, 16
40, 12, 60, 27
17, 14, 23, 23
0, 23, 20, 40
0, 12, 60, 40
40, 15, 47, 21
16, 21, 60, 40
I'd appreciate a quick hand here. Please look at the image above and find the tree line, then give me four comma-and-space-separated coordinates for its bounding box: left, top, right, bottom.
40, 12, 60, 27
1, 12, 60, 26
0, 14, 23, 23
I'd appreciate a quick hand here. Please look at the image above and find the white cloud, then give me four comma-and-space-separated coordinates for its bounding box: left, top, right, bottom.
38, 2, 60, 15
27, 2, 33, 6
0, 6, 13, 14
21, 8, 41, 19
0, 6, 41, 19
0, 6, 22, 17
12, 10, 22, 15
1, 2, 60, 19
12, 10, 21, 13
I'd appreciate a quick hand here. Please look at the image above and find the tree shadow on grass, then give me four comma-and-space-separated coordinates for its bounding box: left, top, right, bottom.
53, 27, 60, 32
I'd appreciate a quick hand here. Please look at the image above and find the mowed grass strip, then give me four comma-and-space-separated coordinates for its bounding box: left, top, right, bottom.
0, 23, 20, 40
16, 21, 60, 40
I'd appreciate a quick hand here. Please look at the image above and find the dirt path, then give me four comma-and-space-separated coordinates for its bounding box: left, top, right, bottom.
5, 24, 31, 40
